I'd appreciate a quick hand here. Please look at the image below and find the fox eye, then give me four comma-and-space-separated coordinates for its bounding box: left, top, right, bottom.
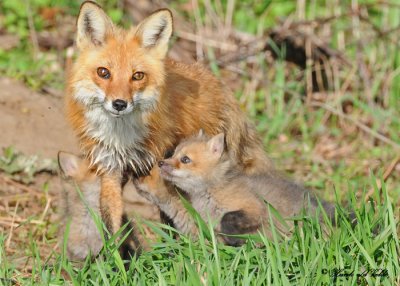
180, 156, 191, 164
97, 67, 110, 79
132, 71, 145, 81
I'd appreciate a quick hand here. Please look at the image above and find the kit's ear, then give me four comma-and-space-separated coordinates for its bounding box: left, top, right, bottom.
76, 1, 114, 49
58, 151, 81, 178
135, 9, 173, 58
207, 133, 225, 159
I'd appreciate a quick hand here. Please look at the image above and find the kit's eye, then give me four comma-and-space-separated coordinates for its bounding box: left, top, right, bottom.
180, 156, 191, 164
132, 71, 145, 81
97, 67, 111, 79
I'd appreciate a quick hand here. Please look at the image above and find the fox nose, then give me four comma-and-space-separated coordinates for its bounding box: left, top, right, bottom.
112, 99, 127, 111
158, 160, 165, 167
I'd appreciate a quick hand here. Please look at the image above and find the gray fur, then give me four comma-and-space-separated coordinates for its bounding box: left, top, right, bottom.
59, 179, 103, 261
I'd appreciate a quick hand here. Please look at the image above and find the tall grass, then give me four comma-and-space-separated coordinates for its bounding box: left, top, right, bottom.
1, 178, 399, 285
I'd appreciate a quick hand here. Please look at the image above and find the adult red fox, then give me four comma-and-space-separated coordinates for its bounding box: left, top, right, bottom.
66, 1, 271, 234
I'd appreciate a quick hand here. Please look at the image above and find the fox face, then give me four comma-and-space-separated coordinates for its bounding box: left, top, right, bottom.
73, 2, 173, 118
68, 2, 174, 173
158, 132, 226, 193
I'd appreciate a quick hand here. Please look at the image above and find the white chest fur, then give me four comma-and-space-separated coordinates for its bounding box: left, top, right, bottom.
84, 108, 155, 175
73, 81, 156, 175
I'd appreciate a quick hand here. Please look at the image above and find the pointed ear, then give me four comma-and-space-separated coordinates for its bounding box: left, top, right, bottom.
135, 9, 173, 58
207, 133, 225, 158
58, 151, 81, 178
76, 1, 114, 49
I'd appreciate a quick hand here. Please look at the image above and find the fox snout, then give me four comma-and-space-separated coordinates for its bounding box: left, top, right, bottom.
102, 97, 133, 116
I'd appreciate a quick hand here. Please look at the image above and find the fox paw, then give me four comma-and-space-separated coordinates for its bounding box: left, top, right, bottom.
220, 210, 260, 246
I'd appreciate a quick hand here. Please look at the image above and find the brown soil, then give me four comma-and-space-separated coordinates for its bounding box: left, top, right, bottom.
0, 77, 78, 158
0, 77, 77, 269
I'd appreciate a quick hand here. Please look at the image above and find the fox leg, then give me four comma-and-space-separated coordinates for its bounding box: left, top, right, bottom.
100, 172, 123, 235
220, 210, 261, 246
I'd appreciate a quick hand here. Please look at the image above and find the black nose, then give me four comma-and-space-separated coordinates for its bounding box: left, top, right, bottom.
112, 99, 127, 111
158, 161, 164, 167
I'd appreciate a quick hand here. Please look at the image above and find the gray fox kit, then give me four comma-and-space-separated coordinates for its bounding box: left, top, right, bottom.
136, 132, 335, 246
58, 152, 160, 260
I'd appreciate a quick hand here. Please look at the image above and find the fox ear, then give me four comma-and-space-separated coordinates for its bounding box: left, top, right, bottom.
58, 151, 81, 178
207, 133, 225, 158
135, 9, 173, 58
76, 1, 114, 49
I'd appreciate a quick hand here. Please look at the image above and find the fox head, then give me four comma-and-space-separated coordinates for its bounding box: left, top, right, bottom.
158, 132, 226, 193
71, 1, 173, 117
58, 151, 99, 189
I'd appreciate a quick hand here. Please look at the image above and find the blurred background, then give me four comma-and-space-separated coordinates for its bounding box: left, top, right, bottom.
0, 0, 399, 271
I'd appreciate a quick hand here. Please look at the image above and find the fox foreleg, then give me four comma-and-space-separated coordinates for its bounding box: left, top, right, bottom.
100, 172, 123, 235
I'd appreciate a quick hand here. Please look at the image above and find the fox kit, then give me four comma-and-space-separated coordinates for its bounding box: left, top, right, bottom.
58, 152, 160, 260
58, 152, 103, 260
137, 132, 335, 245
135, 165, 266, 246
66, 1, 271, 234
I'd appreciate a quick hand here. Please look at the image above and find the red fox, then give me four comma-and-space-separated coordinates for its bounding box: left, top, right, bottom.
66, 1, 271, 234
58, 152, 160, 260
136, 132, 335, 246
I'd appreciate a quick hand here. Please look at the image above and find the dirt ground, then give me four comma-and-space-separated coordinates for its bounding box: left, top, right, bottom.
0, 77, 73, 269
0, 77, 159, 270
0, 77, 78, 158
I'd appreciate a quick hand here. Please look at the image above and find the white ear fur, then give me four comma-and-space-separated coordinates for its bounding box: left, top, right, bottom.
135, 9, 173, 57
58, 152, 81, 178
207, 133, 225, 158
76, 1, 113, 49
197, 129, 204, 138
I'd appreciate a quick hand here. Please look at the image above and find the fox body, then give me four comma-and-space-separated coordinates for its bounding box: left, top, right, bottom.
58, 152, 160, 260
66, 2, 270, 233
137, 133, 335, 245
58, 152, 103, 260
135, 165, 266, 246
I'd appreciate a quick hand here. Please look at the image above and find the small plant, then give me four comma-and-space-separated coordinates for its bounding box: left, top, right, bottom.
0, 147, 56, 184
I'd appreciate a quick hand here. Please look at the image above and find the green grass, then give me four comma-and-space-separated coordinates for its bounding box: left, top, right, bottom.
1, 179, 399, 285
0, 0, 124, 90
